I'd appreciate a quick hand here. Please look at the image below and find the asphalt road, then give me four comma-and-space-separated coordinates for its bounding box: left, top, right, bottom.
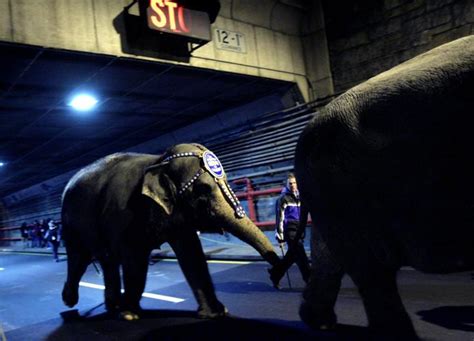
0, 251, 473, 340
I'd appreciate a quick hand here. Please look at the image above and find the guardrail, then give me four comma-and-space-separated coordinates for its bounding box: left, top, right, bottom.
234, 178, 281, 228
1, 179, 306, 241
0, 225, 25, 242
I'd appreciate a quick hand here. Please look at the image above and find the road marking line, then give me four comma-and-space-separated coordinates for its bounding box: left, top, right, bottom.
0, 322, 6, 341
159, 258, 250, 265
79, 281, 185, 303
207, 260, 250, 264
1, 250, 252, 265
0, 250, 52, 257
198, 236, 239, 246
141, 292, 184, 302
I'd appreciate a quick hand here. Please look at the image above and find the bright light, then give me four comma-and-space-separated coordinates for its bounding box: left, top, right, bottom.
68, 94, 98, 111
0, 162, 4, 167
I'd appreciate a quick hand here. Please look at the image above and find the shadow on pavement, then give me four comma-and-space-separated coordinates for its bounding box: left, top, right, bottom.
31, 309, 371, 341
417, 306, 474, 332
144, 317, 369, 340
214, 281, 278, 293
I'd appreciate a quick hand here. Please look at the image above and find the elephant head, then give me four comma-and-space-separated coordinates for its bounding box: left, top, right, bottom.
141, 143, 280, 264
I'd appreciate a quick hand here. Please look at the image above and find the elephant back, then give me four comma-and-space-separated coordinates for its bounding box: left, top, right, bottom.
61, 152, 161, 250
295, 36, 474, 273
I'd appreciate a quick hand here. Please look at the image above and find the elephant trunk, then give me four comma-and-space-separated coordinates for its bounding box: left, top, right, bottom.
224, 213, 280, 266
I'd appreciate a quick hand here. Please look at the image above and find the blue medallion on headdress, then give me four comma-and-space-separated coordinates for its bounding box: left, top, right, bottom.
203, 151, 224, 178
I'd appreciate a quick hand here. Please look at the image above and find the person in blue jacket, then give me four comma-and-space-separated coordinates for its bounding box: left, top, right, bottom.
44, 219, 61, 262
268, 173, 310, 289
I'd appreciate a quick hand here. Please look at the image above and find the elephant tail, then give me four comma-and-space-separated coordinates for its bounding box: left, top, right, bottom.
60, 183, 101, 252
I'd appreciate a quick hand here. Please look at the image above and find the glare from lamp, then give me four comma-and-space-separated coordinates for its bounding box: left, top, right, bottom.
0, 162, 4, 167
69, 94, 98, 111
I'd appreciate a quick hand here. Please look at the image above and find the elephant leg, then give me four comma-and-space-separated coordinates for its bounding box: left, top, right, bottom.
62, 243, 92, 307
98, 255, 121, 313
348, 260, 418, 339
300, 229, 343, 330
168, 231, 227, 319
120, 245, 150, 319
98, 211, 138, 317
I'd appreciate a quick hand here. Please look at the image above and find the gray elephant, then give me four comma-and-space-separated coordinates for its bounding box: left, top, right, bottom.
61, 143, 280, 320
293, 36, 474, 338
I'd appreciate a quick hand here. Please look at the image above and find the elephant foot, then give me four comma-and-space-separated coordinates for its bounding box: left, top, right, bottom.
299, 301, 337, 331
197, 302, 228, 319
119, 310, 140, 321
115, 298, 142, 321
62, 282, 79, 308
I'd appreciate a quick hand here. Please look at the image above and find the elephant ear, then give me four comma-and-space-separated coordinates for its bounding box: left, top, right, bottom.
142, 165, 176, 216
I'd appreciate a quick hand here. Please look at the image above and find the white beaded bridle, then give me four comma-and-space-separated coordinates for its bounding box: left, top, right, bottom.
161, 150, 246, 218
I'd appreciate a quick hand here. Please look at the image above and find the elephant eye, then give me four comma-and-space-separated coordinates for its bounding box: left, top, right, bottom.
193, 183, 212, 196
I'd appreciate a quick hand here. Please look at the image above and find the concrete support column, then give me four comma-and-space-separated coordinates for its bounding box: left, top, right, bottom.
301, 0, 334, 101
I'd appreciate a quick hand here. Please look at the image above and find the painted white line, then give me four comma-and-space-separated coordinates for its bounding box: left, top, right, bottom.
207, 260, 250, 265
141, 292, 184, 303
79, 281, 106, 290
0, 250, 52, 257
0, 322, 6, 341
199, 236, 239, 246
79, 281, 185, 303
159, 258, 250, 265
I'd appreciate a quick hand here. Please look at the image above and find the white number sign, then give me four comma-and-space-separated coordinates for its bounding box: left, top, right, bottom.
214, 28, 246, 53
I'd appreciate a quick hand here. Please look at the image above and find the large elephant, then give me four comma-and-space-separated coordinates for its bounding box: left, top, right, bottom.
293, 36, 474, 338
61, 143, 280, 320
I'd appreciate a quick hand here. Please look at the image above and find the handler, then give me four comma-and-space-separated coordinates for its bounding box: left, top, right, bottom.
269, 173, 310, 289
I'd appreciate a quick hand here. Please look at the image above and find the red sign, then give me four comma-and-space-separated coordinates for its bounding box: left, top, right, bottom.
147, 0, 211, 42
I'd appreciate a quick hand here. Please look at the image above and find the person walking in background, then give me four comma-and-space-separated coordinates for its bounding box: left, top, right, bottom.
40, 219, 49, 247
268, 173, 310, 289
44, 219, 61, 262
31, 220, 42, 248
20, 222, 30, 248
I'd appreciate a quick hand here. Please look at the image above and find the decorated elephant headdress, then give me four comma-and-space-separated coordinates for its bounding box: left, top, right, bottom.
142, 144, 245, 218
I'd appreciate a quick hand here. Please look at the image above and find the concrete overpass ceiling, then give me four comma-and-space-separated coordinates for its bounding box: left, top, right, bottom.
226, 0, 310, 34
0, 41, 296, 198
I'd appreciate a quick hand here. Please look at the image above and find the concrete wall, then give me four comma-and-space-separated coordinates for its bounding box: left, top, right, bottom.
0, 0, 322, 100
300, 0, 334, 100
323, 0, 474, 93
